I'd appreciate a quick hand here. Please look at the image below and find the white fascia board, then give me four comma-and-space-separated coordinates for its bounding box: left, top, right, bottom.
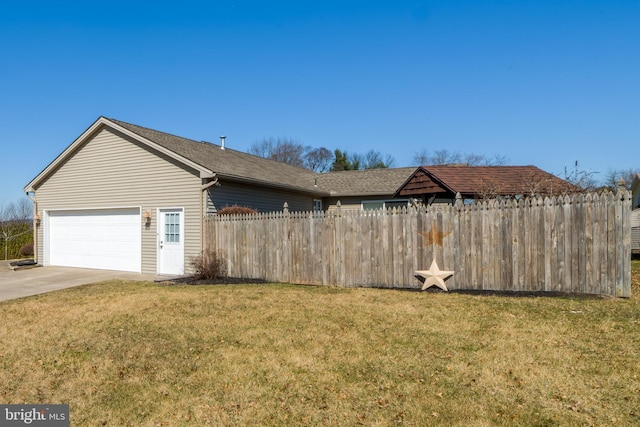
24, 117, 214, 193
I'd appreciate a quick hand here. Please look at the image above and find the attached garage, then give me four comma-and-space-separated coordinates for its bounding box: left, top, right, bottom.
24, 116, 324, 275
45, 208, 142, 272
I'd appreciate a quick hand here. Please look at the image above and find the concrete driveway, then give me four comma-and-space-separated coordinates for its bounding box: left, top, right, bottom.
0, 260, 156, 302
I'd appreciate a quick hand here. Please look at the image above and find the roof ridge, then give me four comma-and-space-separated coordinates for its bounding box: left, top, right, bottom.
108, 117, 203, 145
108, 117, 317, 175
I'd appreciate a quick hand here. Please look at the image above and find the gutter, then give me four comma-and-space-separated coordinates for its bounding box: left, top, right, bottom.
217, 173, 329, 197
201, 176, 220, 252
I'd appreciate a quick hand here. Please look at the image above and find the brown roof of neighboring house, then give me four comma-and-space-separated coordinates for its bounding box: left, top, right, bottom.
395, 165, 580, 198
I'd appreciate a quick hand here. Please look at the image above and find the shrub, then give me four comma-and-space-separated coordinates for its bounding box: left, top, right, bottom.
19, 242, 34, 257
190, 249, 228, 280
217, 205, 258, 216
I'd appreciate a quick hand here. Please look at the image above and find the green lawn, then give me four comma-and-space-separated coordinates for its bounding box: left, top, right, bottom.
1, 273, 639, 426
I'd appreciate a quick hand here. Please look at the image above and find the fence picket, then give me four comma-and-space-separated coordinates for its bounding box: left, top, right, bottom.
205, 189, 632, 296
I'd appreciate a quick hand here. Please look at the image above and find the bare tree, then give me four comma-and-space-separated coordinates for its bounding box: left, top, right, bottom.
562, 161, 599, 191
489, 154, 510, 166
15, 198, 32, 220
432, 149, 462, 165
412, 149, 509, 166
249, 137, 335, 172
362, 150, 396, 169
602, 168, 639, 190
304, 147, 333, 172
0, 199, 33, 260
413, 148, 430, 165
249, 137, 308, 168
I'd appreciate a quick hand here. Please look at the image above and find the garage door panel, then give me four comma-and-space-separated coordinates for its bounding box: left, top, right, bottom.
48, 209, 141, 272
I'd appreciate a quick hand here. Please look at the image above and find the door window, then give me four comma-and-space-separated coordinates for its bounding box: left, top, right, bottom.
164, 213, 180, 244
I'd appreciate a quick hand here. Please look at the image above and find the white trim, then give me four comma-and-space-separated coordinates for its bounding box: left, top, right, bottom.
43, 210, 50, 266
156, 207, 185, 275
44, 205, 143, 213
44, 206, 142, 272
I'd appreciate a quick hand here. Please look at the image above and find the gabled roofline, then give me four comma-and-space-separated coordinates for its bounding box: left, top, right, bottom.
24, 117, 215, 192
392, 166, 455, 197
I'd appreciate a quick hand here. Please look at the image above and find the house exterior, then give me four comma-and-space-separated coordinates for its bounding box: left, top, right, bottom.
394, 165, 580, 204
24, 117, 414, 275
26, 117, 585, 275
632, 173, 640, 209
316, 167, 416, 211
632, 174, 640, 254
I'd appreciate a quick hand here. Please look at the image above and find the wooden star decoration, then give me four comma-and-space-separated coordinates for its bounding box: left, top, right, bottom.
419, 223, 452, 247
415, 260, 455, 291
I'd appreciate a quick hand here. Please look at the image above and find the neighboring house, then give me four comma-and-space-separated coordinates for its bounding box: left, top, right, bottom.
632, 174, 640, 254
316, 167, 416, 211
394, 165, 580, 204
23, 117, 414, 275
632, 173, 640, 209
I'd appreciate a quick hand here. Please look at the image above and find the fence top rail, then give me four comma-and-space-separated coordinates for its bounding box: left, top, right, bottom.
206, 189, 631, 222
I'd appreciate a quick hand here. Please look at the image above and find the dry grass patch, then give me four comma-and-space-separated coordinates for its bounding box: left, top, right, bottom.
1, 274, 639, 426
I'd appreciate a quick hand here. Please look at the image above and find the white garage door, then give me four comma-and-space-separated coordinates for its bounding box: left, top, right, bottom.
47, 208, 141, 272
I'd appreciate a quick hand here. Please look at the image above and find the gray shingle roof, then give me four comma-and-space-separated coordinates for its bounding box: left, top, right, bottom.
108, 118, 415, 198
109, 118, 326, 195
316, 167, 417, 196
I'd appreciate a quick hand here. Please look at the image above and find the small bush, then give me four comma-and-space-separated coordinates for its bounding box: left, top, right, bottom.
217, 205, 258, 216
19, 242, 34, 257
190, 249, 228, 280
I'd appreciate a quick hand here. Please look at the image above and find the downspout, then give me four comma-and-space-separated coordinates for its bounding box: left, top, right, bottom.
25, 192, 37, 264
201, 176, 220, 252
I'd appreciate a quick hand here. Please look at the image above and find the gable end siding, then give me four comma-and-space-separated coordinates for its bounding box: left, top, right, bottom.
33, 127, 202, 274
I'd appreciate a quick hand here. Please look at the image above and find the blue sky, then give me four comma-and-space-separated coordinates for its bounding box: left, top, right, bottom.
1, 0, 638, 204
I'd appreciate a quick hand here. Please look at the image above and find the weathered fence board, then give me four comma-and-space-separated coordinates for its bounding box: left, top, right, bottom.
204, 188, 632, 296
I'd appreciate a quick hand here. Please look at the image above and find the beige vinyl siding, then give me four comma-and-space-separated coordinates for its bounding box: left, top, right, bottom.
34, 127, 202, 274
208, 180, 314, 213
633, 209, 640, 252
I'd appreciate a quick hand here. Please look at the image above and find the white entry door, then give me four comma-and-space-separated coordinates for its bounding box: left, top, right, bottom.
157, 208, 184, 275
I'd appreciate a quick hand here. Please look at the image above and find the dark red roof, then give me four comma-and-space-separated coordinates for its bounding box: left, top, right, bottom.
395, 165, 580, 198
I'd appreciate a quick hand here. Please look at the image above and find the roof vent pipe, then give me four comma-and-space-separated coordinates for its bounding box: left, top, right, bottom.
220, 135, 226, 150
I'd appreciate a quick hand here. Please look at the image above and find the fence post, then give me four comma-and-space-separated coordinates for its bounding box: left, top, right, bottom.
616, 180, 631, 297
452, 193, 463, 288
282, 202, 291, 283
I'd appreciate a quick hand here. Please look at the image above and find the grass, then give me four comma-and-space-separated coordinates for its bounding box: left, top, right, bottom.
1, 268, 639, 426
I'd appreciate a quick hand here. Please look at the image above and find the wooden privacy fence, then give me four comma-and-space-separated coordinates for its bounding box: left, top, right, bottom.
204, 188, 632, 297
